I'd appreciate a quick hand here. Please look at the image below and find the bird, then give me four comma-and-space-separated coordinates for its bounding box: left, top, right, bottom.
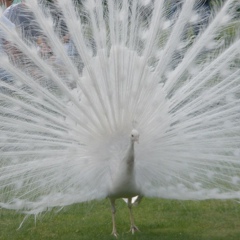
107, 129, 141, 236
0, 0, 240, 237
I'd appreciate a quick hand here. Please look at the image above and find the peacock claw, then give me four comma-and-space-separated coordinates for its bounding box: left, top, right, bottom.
111, 231, 118, 238
129, 225, 140, 234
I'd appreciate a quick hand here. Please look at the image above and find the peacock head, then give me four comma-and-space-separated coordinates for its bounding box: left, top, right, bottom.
131, 129, 139, 143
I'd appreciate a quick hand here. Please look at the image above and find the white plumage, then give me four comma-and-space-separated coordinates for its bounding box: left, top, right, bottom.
0, 0, 240, 236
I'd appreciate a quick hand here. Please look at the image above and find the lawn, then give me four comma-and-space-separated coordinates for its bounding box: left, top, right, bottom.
1, 198, 240, 240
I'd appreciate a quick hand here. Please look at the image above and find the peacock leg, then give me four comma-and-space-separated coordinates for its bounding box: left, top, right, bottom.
127, 198, 139, 234
110, 198, 118, 237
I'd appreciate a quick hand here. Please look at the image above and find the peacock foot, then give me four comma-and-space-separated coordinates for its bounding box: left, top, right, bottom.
111, 230, 118, 238
129, 225, 140, 234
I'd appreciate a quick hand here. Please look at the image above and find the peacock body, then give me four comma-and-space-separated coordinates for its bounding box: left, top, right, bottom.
0, 0, 240, 235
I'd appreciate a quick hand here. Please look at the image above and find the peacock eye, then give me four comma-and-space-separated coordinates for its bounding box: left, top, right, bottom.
131, 134, 134, 137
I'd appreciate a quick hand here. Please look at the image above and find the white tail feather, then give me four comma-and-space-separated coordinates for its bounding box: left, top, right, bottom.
0, 0, 239, 216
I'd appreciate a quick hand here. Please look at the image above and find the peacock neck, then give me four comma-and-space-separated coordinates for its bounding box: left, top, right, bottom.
125, 140, 135, 172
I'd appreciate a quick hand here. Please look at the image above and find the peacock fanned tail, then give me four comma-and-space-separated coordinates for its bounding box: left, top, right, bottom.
0, 0, 240, 215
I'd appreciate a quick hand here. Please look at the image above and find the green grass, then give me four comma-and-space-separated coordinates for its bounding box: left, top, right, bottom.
1, 198, 240, 240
